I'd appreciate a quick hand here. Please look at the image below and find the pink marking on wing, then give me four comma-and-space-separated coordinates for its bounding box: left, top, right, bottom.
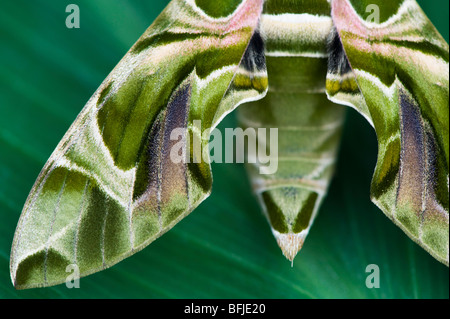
226, 0, 264, 32
181, 0, 264, 34
332, 0, 369, 38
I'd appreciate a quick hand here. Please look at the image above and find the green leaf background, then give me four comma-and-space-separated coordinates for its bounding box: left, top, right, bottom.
0, 0, 448, 298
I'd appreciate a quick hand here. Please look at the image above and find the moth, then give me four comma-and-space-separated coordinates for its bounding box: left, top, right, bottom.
10, 0, 449, 289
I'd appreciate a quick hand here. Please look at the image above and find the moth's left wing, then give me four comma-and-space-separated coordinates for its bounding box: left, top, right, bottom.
10, 0, 267, 289
327, 0, 449, 265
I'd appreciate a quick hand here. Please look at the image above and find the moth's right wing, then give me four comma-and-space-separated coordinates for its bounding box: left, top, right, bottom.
327, 0, 449, 266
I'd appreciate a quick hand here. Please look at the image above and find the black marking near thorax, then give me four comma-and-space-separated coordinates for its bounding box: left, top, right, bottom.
327, 27, 352, 76
241, 30, 266, 72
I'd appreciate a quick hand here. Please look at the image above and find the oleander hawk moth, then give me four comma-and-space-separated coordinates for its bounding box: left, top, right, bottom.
10, 0, 449, 289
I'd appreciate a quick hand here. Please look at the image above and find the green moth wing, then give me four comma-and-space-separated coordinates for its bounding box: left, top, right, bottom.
327, 0, 449, 266
10, 0, 267, 289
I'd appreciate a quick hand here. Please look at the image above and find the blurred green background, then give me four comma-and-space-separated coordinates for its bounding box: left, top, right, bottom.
0, 0, 448, 298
